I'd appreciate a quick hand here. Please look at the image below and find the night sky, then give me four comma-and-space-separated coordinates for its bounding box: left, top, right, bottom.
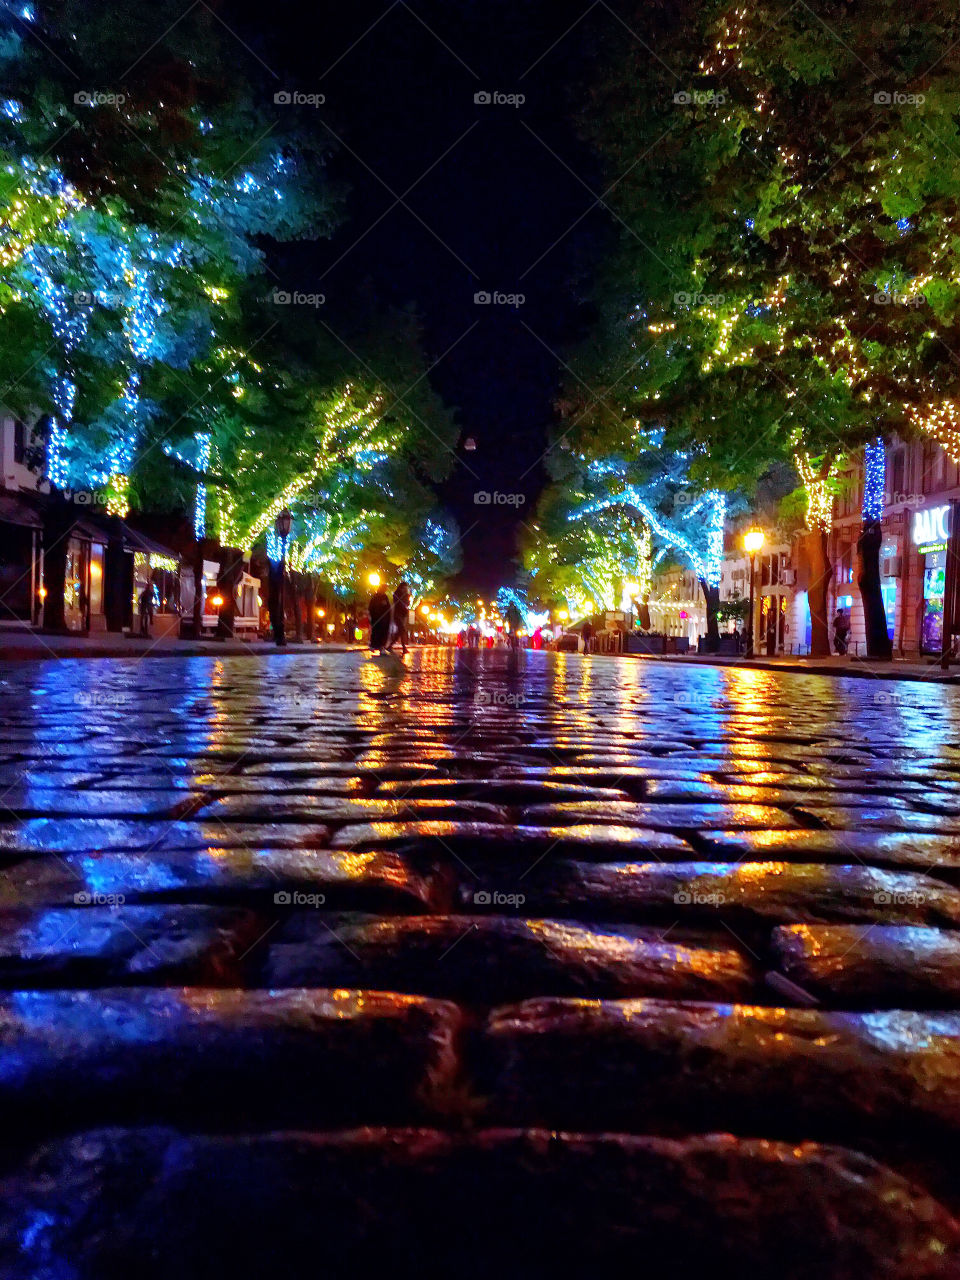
228, 0, 622, 593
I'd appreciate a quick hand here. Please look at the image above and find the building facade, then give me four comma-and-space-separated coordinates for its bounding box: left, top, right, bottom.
828, 435, 960, 656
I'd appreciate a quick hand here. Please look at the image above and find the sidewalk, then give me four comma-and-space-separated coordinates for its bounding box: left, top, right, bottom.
0, 627, 364, 662
619, 648, 960, 683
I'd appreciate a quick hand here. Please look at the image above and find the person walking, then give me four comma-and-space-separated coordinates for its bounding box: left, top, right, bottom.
138, 582, 154, 636
387, 580, 411, 655
505, 601, 523, 650
833, 609, 850, 655
368, 584, 392, 653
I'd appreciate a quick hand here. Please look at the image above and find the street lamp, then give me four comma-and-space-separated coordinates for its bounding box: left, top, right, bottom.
367, 570, 381, 589
744, 526, 765, 659
273, 507, 293, 647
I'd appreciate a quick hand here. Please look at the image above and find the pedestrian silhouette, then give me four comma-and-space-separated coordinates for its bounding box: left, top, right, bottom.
368, 586, 392, 653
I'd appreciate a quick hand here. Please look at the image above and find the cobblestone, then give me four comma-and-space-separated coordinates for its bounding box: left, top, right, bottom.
0, 648, 959, 1273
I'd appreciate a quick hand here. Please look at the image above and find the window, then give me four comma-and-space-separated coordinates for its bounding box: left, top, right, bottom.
890, 449, 905, 500
12, 419, 25, 464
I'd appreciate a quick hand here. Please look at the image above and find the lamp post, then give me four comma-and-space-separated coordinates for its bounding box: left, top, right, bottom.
744, 527, 765, 659
274, 507, 293, 647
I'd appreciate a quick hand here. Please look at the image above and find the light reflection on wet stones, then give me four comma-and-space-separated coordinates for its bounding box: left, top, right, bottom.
1, 649, 960, 1270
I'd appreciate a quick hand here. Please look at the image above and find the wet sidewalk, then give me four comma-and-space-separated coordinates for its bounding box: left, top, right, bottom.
0, 626, 362, 661
622, 648, 960, 683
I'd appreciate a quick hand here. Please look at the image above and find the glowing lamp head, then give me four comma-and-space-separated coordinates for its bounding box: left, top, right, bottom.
744, 527, 765, 555
625, 582, 640, 597
316, 608, 325, 617
367, 571, 381, 589
557, 609, 569, 621
584, 601, 594, 613
420, 604, 430, 615
211, 594, 224, 608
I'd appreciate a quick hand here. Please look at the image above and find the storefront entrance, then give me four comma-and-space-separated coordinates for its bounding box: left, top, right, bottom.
760, 594, 786, 654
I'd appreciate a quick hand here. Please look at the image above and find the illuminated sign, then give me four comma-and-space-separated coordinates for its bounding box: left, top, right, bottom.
913, 504, 951, 553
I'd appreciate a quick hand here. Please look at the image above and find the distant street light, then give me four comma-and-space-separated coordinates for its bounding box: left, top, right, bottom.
744, 527, 766, 659
368, 570, 381, 589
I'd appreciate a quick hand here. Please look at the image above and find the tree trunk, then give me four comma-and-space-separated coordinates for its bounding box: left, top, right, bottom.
41, 494, 73, 633
268, 561, 285, 645
805, 528, 832, 657
699, 579, 720, 651
216, 547, 243, 640
192, 553, 204, 638
295, 576, 304, 641
857, 518, 892, 660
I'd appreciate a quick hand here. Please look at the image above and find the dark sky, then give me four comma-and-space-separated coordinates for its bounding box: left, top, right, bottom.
229, 0, 621, 593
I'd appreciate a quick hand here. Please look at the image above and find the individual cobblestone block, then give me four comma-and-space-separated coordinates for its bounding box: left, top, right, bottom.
697, 828, 960, 873
0, 1127, 956, 1279
0, 905, 268, 987
264, 913, 757, 1002
0, 820, 332, 854
465, 861, 960, 930
520, 801, 800, 829
0, 848, 439, 912
331, 820, 694, 860
482, 998, 960, 1172
192, 795, 507, 823
794, 806, 960, 834
774, 924, 960, 1006
0, 988, 460, 1145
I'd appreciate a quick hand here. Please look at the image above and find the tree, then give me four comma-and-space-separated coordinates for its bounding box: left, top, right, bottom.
573, 0, 960, 656
523, 431, 738, 645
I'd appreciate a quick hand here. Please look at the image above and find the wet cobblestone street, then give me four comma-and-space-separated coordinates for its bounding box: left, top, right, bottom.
2, 647, 960, 1276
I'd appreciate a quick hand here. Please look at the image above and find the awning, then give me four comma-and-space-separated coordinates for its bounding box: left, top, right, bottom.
0, 490, 43, 528
116, 521, 181, 563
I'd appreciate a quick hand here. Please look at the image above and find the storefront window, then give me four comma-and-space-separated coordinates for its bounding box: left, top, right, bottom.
89, 544, 104, 617
921, 550, 946, 653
